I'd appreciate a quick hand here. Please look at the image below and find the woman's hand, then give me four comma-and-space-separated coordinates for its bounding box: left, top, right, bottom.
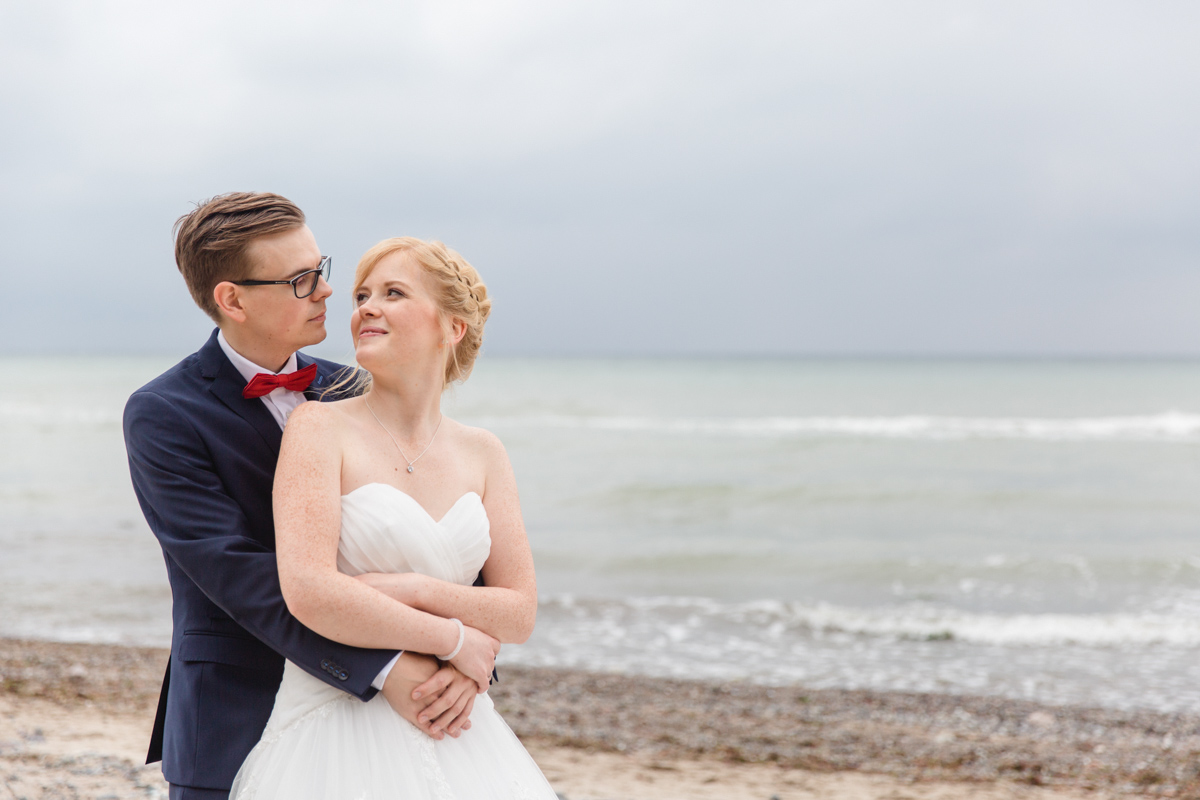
356, 577, 497, 693
381, 653, 476, 740
380, 653, 444, 738
449, 624, 501, 693
413, 666, 478, 738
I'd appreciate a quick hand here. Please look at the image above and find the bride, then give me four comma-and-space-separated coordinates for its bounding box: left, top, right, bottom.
230, 238, 558, 799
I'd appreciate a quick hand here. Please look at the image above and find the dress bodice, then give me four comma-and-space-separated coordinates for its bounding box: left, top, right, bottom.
233, 482, 558, 800
258, 484, 491, 737
336, 483, 491, 585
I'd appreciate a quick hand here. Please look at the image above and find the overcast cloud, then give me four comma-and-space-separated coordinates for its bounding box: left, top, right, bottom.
3, 1, 1200, 357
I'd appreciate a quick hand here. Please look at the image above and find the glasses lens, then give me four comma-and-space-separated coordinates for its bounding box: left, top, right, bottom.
294, 269, 318, 298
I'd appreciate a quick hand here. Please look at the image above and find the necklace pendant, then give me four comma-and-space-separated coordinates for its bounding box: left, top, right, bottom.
407, 465, 415, 473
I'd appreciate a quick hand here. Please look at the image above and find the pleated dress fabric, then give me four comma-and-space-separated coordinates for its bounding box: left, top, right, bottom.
229, 484, 558, 800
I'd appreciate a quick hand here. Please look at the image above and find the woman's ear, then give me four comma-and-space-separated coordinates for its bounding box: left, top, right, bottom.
449, 317, 468, 346
213, 281, 248, 324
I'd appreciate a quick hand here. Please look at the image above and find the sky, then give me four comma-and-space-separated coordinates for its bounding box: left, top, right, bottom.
3, 1, 1200, 358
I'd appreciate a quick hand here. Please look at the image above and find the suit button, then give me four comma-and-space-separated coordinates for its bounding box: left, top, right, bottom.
320, 659, 329, 669
337, 670, 348, 681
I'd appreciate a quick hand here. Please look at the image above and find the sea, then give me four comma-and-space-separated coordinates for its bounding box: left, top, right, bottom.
4, 355, 1200, 713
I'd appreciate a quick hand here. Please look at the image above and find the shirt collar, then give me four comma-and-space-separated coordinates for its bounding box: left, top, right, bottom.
217, 329, 299, 384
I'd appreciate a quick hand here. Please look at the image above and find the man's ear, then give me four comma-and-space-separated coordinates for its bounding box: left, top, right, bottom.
213, 281, 248, 324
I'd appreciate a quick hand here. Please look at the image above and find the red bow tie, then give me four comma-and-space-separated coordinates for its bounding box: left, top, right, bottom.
242, 363, 318, 399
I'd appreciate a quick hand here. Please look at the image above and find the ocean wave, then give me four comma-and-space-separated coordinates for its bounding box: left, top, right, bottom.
468, 411, 1200, 442
790, 603, 1200, 647
12, 401, 1200, 442
507, 594, 1200, 712
0, 402, 119, 426
539, 594, 1200, 647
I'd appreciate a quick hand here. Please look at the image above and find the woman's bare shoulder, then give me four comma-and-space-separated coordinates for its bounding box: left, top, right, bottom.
284, 397, 360, 440
447, 418, 506, 454
446, 419, 511, 478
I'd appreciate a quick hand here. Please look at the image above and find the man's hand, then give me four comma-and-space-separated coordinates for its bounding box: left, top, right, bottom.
379, 652, 475, 740
412, 660, 478, 738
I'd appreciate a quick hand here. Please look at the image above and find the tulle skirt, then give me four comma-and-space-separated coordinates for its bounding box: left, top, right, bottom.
230, 663, 558, 800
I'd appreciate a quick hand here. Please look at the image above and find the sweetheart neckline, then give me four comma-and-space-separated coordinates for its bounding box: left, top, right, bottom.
341, 482, 481, 525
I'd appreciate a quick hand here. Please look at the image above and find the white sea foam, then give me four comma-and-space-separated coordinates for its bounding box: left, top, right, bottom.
10, 399, 1200, 443
472, 411, 1200, 442
511, 594, 1200, 712
790, 603, 1200, 647
538, 594, 1200, 647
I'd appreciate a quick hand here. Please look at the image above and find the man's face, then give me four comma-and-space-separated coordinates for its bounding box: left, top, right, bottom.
237, 225, 331, 353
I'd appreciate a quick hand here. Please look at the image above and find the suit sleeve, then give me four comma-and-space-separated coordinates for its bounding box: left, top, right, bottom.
124, 390, 396, 700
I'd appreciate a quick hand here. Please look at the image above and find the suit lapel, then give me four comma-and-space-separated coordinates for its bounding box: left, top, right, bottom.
198, 330, 284, 455
298, 352, 324, 401
301, 354, 358, 402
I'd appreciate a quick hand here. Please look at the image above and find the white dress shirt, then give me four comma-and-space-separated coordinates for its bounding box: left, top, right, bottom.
216, 330, 307, 428
217, 330, 400, 690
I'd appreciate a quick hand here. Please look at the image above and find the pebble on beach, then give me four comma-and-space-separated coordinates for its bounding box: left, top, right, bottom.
4, 638, 1200, 798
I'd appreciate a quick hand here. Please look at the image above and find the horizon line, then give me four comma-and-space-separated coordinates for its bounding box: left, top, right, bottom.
6, 349, 1200, 362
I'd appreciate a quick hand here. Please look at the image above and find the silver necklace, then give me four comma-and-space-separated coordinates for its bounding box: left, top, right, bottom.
365, 399, 443, 474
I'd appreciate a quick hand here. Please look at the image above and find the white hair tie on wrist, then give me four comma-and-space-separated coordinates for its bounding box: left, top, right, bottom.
439, 618, 465, 661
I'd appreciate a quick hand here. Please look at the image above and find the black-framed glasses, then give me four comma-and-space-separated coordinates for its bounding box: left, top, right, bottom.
234, 255, 331, 298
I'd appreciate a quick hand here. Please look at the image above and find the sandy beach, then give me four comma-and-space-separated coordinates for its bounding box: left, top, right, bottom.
2, 637, 1196, 799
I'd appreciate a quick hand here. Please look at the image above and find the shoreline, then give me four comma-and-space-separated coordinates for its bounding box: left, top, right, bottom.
3, 638, 1197, 799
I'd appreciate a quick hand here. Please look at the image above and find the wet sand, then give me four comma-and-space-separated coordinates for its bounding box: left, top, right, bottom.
2, 638, 1196, 799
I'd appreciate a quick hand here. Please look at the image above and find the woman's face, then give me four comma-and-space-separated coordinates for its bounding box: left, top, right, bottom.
351, 251, 446, 378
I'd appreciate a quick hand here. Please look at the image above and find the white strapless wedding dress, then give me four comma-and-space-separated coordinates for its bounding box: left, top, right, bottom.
229, 483, 558, 800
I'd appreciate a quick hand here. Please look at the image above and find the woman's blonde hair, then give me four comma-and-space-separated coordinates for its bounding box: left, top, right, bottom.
352, 237, 491, 388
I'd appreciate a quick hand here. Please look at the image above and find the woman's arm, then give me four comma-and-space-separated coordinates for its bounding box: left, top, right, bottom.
274, 403, 499, 689
356, 429, 538, 644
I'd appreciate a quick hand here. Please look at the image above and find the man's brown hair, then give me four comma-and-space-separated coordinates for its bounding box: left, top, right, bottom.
173, 192, 306, 322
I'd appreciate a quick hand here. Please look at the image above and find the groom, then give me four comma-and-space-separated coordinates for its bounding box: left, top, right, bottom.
124, 193, 478, 799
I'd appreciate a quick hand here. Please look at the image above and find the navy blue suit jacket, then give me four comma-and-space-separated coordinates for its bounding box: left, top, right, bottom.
124, 329, 397, 790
